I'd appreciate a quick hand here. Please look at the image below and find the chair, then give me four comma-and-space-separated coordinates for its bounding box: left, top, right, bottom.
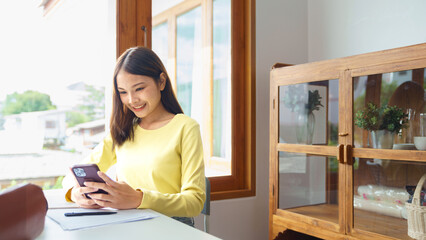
201, 177, 211, 233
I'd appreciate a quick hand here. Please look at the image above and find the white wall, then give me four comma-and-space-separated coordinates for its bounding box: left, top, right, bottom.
197, 1, 426, 239
308, 0, 426, 61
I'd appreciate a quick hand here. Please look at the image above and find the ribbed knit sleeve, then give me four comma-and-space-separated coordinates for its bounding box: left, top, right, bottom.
138, 122, 206, 217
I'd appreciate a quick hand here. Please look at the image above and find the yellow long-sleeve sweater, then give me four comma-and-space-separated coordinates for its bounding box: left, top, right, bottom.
62, 114, 206, 217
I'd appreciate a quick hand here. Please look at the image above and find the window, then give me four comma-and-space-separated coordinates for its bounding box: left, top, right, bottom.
152, 1, 231, 177
0, 0, 254, 200
0, 0, 116, 190
148, 0, 255, 199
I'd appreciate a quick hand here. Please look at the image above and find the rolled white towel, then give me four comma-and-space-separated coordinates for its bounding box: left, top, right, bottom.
354, 195, 407, 219
357, 185, 409, 205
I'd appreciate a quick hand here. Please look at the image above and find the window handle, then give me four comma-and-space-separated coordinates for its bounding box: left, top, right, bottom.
141, 26, 147, 47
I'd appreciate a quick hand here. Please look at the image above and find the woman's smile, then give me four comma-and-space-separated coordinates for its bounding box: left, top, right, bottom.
132, 103, 146, 112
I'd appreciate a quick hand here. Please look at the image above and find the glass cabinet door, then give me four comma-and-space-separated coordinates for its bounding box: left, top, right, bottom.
353, 68, 426, 151
353, 158, 426, 239
276, 78, 341, 231
279, 80, 339, 146
278, 152, 339, 224
351, 67, 426, 239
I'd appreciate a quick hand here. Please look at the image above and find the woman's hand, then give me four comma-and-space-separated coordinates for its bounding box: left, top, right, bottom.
83, 171, 143, 209
70, 185, 103, 209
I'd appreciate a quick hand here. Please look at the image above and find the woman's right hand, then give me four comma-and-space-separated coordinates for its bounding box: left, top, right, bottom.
70, 185, 103, 209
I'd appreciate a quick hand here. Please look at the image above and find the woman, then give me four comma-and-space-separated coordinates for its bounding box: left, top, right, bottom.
62, 47, 205, 226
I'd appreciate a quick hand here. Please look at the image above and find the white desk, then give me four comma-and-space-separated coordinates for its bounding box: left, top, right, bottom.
37, 190, 220, 240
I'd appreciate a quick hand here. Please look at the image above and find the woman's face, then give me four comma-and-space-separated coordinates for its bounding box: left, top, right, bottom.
116, 70, 165, 119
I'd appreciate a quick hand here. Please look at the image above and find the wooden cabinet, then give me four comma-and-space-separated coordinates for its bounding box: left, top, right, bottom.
269, 43, 426, 240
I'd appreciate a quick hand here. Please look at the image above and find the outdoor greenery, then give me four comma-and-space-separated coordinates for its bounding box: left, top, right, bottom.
355, 102, 408, 133
328, 122, 339, 146
42, 176, 64, 190
1, 90, 56, 115
66, 111, 92, 127
80, 84, 105, 120
66, 84, 105, 127
0, 85, 104, 128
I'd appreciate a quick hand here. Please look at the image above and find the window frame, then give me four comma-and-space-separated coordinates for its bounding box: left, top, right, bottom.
117, 0, 255, 200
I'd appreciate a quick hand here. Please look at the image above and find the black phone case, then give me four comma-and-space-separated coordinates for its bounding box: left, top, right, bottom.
71, 164, 108, 198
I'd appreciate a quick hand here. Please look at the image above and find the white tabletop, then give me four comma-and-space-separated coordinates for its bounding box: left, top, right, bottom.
37, 190, 220, 240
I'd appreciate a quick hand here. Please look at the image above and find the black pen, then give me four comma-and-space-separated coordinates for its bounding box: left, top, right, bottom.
64, 211, 117, 217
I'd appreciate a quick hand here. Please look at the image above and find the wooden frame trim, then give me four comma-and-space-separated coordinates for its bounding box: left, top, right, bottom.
350, 228, 403, 240
276, 144, 338, 156
340, 69, 352, 234
352, 148, 426, 162
202, 0, 214, 174
350, 58, 426, 77
269, 75, 279, 238
213, 0, 255, 200
117, 0, 151, 56
149, 0, 256, 200
152, 0, 201, 26
201, 0, 256, 200
272, 214, 354, 240
276, 209, 340, 233
270, 43, 426, 83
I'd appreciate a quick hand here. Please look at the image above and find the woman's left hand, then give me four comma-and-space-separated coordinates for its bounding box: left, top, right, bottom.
84, 171, 143, 209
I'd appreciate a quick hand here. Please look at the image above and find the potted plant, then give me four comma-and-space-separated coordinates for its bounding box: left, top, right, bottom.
355, 102, 408, 149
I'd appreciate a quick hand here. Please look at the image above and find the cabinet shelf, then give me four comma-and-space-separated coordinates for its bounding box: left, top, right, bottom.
279, 204, 410, 239
282, 204, 339, 224
354, 208, 409, 240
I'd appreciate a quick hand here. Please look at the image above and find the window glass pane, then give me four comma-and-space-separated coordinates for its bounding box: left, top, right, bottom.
152, 22, 169, 71
176, 7, 202, 117
213, 0, 231, 159
353, 69, 426, 150
0, 0, 116, 190
354, 158, 425, 239
279, 80, 339, 146
278, 152, 339, 224
152, 0, 184, 16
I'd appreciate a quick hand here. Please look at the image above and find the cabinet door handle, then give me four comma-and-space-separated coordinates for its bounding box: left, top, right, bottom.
344, 145, 353, 164
338, 132, 349, 136
338, 144, 344, 163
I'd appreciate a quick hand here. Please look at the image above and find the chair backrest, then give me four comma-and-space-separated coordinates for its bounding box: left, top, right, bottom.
201, 177, 210, 215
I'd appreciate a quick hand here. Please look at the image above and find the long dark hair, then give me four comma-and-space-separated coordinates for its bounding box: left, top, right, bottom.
110, 47, 183, 148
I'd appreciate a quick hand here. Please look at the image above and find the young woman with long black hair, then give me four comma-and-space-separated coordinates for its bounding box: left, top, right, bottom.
62, 47, 205, 226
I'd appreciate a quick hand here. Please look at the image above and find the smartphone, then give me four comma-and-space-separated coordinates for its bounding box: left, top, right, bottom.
71, 164, 108, 198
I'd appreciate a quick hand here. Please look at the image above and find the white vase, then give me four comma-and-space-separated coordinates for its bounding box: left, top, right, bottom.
306, 112, 315, 145
296, 111, 315, 145
371, 130, 395, 149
